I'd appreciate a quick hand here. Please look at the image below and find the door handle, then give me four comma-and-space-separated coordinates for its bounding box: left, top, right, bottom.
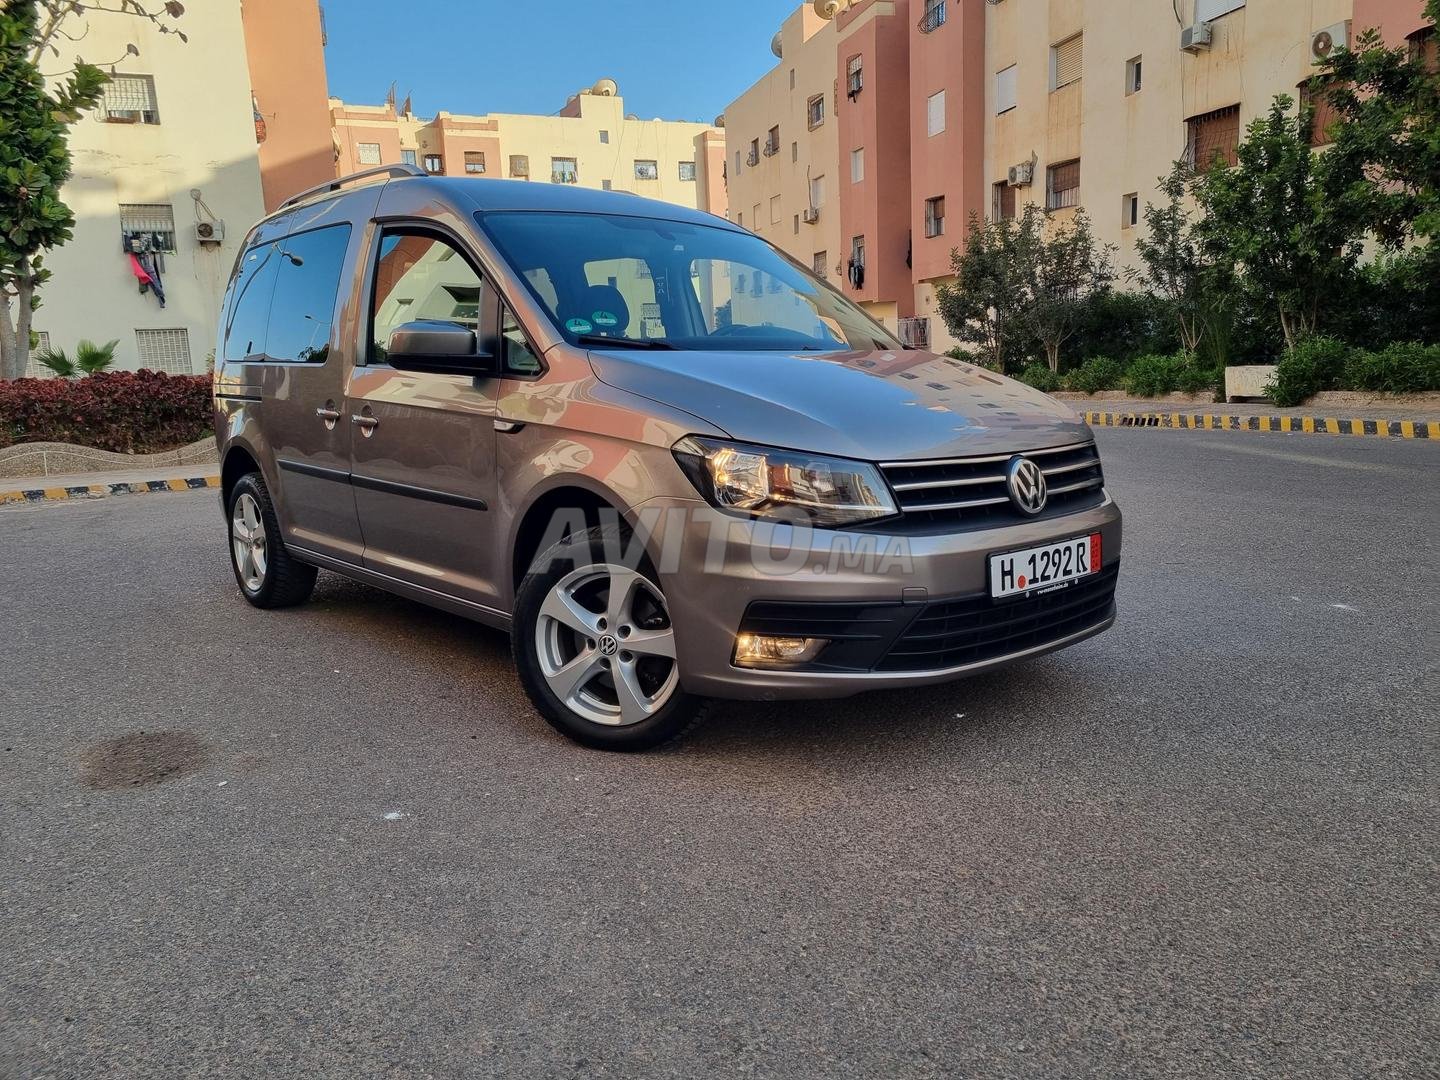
352, 415, 379, 430
315, 407, 341, 421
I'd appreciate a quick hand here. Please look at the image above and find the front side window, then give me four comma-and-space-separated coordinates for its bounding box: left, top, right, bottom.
480, 211, 898, 353
501, 306, 542, 375
371, 230, 483, 363
265, 224, 352, 363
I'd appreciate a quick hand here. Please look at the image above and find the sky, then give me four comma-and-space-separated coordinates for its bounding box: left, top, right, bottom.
322, 0, 795, 122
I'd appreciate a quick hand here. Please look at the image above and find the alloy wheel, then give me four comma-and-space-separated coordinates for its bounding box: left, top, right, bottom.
534, 563, 678, 726
231, 492, 268, 592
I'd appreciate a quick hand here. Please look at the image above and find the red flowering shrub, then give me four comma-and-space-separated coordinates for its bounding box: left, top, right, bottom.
0, 370, 213, 453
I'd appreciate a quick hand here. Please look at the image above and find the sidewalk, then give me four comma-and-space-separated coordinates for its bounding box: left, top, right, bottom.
0, 464, 219, 506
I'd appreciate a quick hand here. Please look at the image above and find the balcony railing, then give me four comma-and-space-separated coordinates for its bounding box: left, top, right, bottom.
746, 148, 760, 166
918, 0, 946, 34
762, 139, 779, 157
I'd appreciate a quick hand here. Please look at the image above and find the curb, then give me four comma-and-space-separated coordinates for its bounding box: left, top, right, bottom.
0, 474, 219, 506
1084, 411, 1439, 439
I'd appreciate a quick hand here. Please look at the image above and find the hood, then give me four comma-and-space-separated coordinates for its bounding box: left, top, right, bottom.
586, 347, 1091, 461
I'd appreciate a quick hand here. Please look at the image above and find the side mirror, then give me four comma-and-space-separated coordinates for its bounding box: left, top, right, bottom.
384, 320, 497, 376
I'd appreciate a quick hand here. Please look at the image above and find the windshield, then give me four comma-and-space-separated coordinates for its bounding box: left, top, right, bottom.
479, 211, 901, 353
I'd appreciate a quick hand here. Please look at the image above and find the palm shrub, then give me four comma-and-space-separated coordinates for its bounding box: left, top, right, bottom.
34, 338, 118, 377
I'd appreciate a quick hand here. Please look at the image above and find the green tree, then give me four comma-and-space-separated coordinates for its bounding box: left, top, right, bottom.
1192, 95, 1369, 350
935, 210, 1039, 372
1318, 1, 1440, 245
1016, 205, 1115, 374
0, 1, 186, 380
1127, 162, 1222, 356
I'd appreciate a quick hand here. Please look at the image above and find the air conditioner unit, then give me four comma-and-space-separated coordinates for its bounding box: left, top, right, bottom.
802, 207, 820, 224
1180, 21, 1212, 53
1007, 161, 1034, 187
1311, 21, 1351, 61
194, 220, 224, 245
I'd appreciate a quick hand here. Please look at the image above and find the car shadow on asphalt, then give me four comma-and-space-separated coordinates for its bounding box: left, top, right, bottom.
301, 571, 1089, 760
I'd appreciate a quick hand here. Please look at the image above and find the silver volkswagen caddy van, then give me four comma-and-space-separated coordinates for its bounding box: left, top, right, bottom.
214, 166, 1121, 750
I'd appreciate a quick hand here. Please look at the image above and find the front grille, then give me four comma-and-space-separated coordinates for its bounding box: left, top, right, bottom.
879, 441, 1104, 530
875, 563, 1119, 672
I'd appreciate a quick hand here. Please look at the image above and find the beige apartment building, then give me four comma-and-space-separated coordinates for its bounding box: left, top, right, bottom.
331, 84, 727, 216
726, 0, 1435, 354
28, 0, 333, 377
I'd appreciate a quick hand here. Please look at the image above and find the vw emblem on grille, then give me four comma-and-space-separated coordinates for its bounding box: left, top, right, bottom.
1006, 456, 1048, 516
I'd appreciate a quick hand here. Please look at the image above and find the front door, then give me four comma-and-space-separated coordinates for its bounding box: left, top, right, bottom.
346, 223, 502, 610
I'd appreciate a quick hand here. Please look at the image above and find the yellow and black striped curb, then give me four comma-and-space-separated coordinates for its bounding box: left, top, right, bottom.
0, 474, 219, 506
1084, 411, 1439, 439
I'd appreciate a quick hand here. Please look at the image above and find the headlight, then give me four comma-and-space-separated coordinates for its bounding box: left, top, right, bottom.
673, 436, 898, 527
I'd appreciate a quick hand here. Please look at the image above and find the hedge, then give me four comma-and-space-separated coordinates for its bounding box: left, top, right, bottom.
1013, 351, 1221, 397
1267, 339, 1440, 406
0, 371, 212, 453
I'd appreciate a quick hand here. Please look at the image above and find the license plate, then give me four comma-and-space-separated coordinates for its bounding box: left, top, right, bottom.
989, 534, 1100, 599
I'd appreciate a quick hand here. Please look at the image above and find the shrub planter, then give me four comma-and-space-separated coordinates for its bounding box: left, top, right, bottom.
1225, 365, 1277, 403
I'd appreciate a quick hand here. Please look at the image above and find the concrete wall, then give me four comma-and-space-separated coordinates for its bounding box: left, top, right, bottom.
1353, 0, 1433, 44
241, 0, 334, 211
36, 2, 266, 375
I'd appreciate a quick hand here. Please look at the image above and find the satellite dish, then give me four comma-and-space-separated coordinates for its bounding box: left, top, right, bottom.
771, 31, 783, 59
814, 0, 848, 19
591, 78, 618, 97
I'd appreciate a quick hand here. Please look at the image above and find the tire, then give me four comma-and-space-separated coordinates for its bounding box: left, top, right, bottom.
226, 472, 317, 609
512, 524, 710, 751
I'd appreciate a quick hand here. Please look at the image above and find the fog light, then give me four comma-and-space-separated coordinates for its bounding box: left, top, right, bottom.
733, 633, 828, 667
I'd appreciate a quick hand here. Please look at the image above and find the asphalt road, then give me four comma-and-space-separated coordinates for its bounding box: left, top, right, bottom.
2, 429, 1436, 1080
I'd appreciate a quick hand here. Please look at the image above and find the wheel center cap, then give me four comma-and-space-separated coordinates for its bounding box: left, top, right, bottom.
598, 635, 619, 656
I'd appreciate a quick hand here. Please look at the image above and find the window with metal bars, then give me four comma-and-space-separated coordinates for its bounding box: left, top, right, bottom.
423, 154, 444, 174
24, 332, 52, 377
510, 154, 529, 177
1046, 160, 1080, 210
924, 196, 945, 238
1299, 81, 1341, 147
1051, 34, 1083, 90
1186, 104, 1240, 169
919, 0, 946, 33
679, 161, 696, 181
135, 328, 193, 374
551, 158, 577, 183
357, 142, 381, 164
464, 151, 486, 174
101, 74, 160, 124
846, 55, 863, 98
993, 181, 1016, 221
1408, 25, 1436, 70
813, 251, 828, 277
119, 204, 176, 251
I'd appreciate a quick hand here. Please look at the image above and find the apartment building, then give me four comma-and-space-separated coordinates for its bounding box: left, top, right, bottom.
331, 84, 727, 216
27, 1, 334, 377
725, 0, 1434, 354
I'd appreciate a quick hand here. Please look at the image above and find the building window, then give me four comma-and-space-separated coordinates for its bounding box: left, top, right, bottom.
1051, 33, 1083, 91
464, 151, 486, 174
1186, 104, 1240, 168
846, 54, 863, 99
1195, 0, 1245, 20
1408, 25, 1437, 70
510, 154, 529, 177
551, 157, 578, 183
764, 125, 780, 156
995, 65, 1017, 114
423, 154, 443, 174
357, 142, 381, 165
770, 194, 782, 224
679, 161, 697, 181
851, 147, 865, 183
752, 203, 761, 230
848, 236, 866, 289
101, 73, 160, 124
635, 159, 659, 180
24, 331, 52, 377
813, 251, 828, 277
119, 203, 176, 252
747, 139, 760, 166
602, 179, 613, 191
807, 93, 825, 129
736, 211, 743, 227
735, 150, 742, 174
920, 0, 947, 34
992, 181, 1016, 221
793, 213, 800, 234
790, 68, 796, 90
401, 149, 417, 166
1300, 81, 1341, 147
135, 328, 193, 374
1123, 192, 1139, 228
924, 196, 945, 238
599, 129, 610, 144
927, 90, 946, 136
1046, 159, 1080, 210
791, 141, 798, 162
809, 174, 826, 208
1126, 56, 1143, 96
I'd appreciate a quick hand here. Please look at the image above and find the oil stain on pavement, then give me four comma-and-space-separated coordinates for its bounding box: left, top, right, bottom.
78, 730, 210, 790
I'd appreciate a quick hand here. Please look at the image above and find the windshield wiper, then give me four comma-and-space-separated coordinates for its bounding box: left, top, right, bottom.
576, 334, 677, 350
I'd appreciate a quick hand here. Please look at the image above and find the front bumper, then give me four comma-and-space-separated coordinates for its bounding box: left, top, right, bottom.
646, 493, 1123, 700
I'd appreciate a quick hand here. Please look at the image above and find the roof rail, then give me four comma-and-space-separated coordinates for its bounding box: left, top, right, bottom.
278, 163, 426, 211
